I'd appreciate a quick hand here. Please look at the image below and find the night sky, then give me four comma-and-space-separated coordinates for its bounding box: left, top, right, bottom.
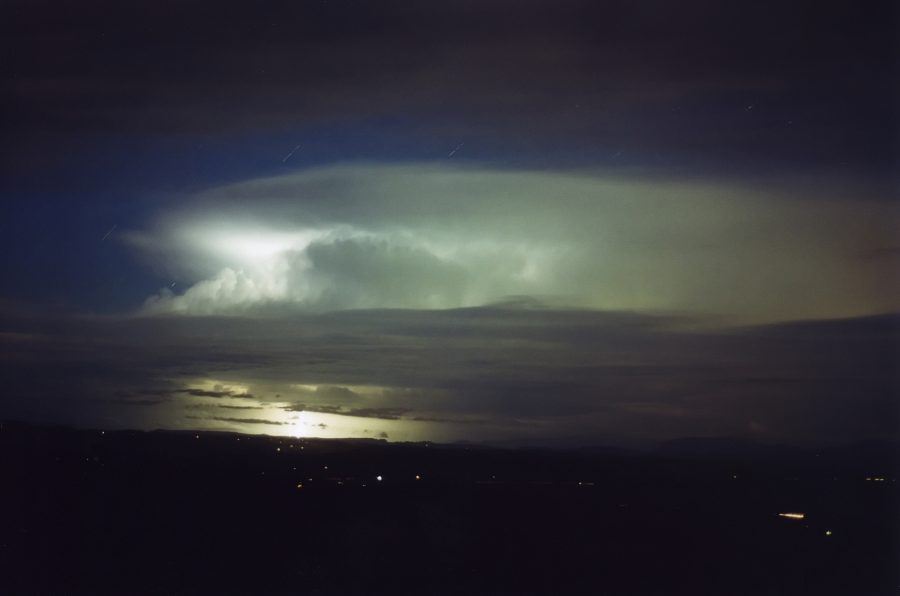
1, 0, 896, 445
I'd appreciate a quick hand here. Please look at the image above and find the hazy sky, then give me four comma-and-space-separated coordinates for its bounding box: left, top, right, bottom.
0, 0, 896, 444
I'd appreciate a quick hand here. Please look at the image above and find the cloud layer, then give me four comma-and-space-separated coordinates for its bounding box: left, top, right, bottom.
1, 305, 895, 445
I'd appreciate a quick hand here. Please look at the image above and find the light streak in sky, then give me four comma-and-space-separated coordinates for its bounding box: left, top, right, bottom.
101, 224, 117, 241
282, 144, 302, 163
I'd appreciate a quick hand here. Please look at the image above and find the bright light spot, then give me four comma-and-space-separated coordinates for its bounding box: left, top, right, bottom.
825, 530, 832, 536
195, 226, 322, 265
376, 475, 383, 482
415, 474, 421, 480
296, 482, 303, 489
778, 513, 805, 520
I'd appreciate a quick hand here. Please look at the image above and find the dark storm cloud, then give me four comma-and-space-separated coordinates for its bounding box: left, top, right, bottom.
184, 404, 264, 411
184, 414, 283, 425
286, 404, 411, 421
208, 416, 284, 426
285, 404, 344, 416
176, 388, 255, 399
0, 305, 895, 444
2, 0, 895, 190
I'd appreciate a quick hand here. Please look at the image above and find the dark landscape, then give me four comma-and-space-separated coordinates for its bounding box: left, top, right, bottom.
2, 421, 896, 595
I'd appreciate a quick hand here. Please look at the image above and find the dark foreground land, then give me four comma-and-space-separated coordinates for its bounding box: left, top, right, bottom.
1, 422, 897, 595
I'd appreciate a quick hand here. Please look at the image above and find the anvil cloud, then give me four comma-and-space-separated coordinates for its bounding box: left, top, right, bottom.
128, 163, 897, 322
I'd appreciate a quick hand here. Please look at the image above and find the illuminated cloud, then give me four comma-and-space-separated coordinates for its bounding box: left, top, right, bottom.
128, 163, 897, 322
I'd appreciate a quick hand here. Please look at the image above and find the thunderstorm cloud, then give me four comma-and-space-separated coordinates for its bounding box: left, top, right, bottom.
128, 163, 898, 323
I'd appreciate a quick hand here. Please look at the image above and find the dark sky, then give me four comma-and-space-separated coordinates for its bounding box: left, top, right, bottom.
0, 0, 897, 444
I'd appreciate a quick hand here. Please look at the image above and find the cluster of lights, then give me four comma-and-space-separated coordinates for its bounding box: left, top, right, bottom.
286, 473, 426, 491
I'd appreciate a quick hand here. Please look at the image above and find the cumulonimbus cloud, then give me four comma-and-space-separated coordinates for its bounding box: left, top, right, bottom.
128, 162, 898, 322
